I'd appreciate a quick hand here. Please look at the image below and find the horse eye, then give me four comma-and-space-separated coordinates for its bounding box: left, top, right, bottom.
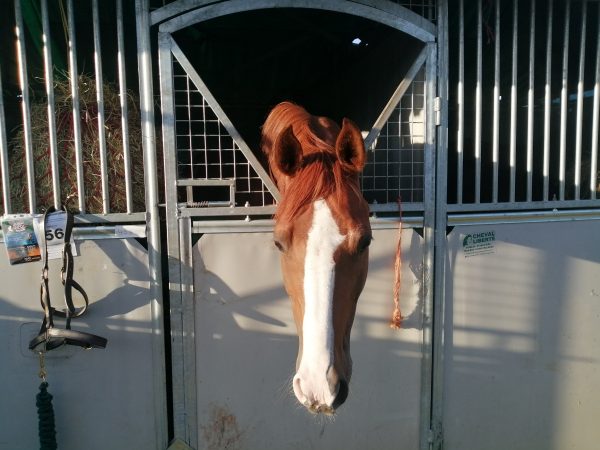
357, 235, 372, 254
274, 240, 285, 253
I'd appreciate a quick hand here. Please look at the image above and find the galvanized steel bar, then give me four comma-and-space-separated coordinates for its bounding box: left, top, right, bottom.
158, 0, 436, 42
592, 5, 600, 199
116, 0, 134, 213
475, 0, 482, 203
92, 0, 110, 213
574, 0, 587, 200
559, 0, 571, 201
134, 1, 168, 447
41, 0, 61, 209
14, 0, 36, 213
364, 46, 427, 150
449, 208, 600, 227
422, 40, 439, 450
543, 0, 553, 201
509, 0, 518, 203
0, 63, 11, 213
67, 0, 86, 213
492, 0, 500, 203
526, 0, 535, 202
457, 0, 464, 204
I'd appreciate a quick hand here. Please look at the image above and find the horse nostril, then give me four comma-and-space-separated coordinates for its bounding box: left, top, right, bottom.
332, 379, 349, 410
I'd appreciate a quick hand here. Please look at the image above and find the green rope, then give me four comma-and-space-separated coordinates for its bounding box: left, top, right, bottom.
36, 382, 57, 450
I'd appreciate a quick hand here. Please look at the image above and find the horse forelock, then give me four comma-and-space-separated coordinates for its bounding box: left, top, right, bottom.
262, 103, 360, 224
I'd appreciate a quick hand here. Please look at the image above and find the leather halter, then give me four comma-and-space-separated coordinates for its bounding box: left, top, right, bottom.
29, 206, 107, 351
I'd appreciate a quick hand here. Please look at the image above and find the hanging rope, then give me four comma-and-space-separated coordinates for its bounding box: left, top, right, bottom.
36, 352, 57, 450
390, 196, 403, 329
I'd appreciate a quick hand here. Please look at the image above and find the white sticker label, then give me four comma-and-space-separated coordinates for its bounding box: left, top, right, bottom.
462, 230, 496, 257
33, 212, 77, 260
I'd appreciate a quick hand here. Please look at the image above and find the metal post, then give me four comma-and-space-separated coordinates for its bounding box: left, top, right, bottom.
116, 0, 134, 213
92, 0, 110, 213
457, 0, 464, 204
543, 0, 553, 201
67, 0, 86, 213
475, 0, 482, 203
592, 5, 600, 199
492, 0, 500, 203
14, 0, 36, 213
559, 0, 571, 201
574, 0, 587, 200
0, 63, 11, 214
510, 0, 518, 203
526, 0, 535, 202
134, 1, 168, 448
41, 0, 60, 210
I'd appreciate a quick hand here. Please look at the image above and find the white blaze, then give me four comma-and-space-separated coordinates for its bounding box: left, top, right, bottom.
294, 199, 345, 407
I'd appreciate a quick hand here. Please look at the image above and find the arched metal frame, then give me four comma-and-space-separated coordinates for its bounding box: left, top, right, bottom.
147, 1, 446, 449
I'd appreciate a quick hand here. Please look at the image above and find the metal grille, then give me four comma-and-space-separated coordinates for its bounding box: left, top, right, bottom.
361, 68, 426, 205
391, 0, 437, 22
173, 61, 275, 208
448, 0, 600, 210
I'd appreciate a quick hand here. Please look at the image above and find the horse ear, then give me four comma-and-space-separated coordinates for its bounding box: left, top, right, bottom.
273, 125, 302, 176
335, 118, 366, 172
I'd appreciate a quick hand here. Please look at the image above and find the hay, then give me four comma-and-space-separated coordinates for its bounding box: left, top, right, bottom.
7, 74, 146, 214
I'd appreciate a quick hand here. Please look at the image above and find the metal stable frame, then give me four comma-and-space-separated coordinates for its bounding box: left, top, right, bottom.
152, 1, 440, 449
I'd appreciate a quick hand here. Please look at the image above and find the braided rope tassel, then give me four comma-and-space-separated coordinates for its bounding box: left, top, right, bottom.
390, 197, 403, 329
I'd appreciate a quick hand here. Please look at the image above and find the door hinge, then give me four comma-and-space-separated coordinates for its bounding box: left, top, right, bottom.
434, 97, 442, 126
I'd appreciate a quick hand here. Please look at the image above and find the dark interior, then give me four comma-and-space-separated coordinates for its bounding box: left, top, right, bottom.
173, 8, 424, 154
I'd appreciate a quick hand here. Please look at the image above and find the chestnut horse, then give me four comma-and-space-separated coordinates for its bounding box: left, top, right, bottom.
261, 102, 371, 414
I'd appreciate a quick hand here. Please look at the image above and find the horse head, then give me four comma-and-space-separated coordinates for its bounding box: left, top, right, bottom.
262, 102, 371, 414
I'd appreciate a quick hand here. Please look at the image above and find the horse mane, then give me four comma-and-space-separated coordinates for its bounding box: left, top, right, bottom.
261, 102, 360, 223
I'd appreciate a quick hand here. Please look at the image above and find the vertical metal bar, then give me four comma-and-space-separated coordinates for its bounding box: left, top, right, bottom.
574, 0, 587, 200
67, 0, 86, 213
509, 0, 518, 202
457, 0, 464, 204
559, 0, 571, 201
422, 41, 439, 450
492, 0, 500, 203
592, 5, 600, 199
41, 0, 60, 209
526, 0, 535, 202
14, 0, 36, 213
428, 0, 449, 445
0, 63, 10, 214
543, 0, 553, 201
92, 0, 109, 214
475, 0, 482, 203
116, 0, 134, 213
135, 1, 168, 448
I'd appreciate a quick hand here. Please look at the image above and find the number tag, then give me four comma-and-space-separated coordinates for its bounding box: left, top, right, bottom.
44, 211, 68, 248
33, 212, 78, 260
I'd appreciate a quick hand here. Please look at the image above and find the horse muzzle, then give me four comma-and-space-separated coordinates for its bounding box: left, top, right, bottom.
292, 365, 349, 415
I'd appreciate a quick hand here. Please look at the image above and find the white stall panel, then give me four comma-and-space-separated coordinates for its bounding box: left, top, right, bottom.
194, 228, 424, 450
0, 239, 159, 450
444, 220, 600, 450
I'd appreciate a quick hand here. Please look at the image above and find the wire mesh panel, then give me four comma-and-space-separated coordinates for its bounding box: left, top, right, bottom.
172, 60, 276, 209
391, 0, 437, 22
361, 68, 426, 205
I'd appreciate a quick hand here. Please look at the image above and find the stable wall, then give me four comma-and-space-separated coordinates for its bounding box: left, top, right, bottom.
444, 219, 600, 450
0, 239, 160, 450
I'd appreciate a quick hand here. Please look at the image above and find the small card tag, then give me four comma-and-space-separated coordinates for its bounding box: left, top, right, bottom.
1, 214, 41, 265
